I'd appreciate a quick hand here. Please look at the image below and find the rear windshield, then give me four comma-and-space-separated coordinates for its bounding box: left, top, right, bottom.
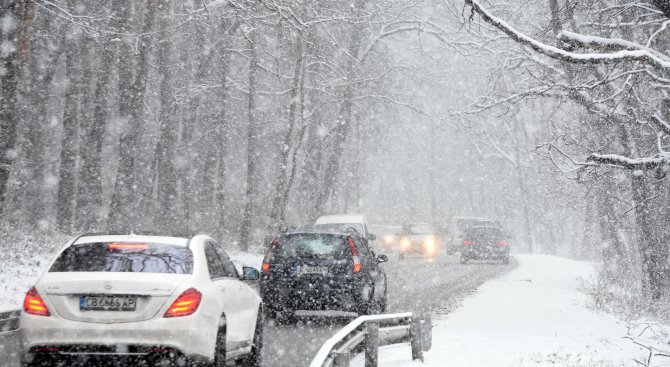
49, 242, 193, 274
314, 223, 364, 234
275, 234, 351, 260
466, 227, 503, 238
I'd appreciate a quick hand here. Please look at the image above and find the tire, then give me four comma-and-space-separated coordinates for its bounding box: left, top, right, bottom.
502, 256, 510, 265
276, 309, 296, 325
460, 254, 468, 264
212, 317, 227, 367
378, 293, 387, 313
264, 301, 279, 320
239, 308, 263, 367
398, 252, 405, 260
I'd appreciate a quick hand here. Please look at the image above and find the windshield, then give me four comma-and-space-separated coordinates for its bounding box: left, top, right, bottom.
275, 234, 351, 260
49, 243, 194, 274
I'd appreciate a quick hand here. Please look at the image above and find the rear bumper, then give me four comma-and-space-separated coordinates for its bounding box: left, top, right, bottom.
461, 246, 509, 259
20, 312, 215, 362
261, 281, 364, 311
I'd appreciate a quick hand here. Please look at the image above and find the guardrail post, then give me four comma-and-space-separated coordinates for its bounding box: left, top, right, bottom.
334, 351, 350, 367
422, 313, 432, 351
365, 322, 379, 367
410, 316, 424, 361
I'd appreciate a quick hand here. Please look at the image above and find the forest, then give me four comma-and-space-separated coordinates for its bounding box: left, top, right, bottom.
1, 0, 670, 310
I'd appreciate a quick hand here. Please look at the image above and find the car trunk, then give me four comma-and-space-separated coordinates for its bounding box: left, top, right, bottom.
40, 272, 190, 323
271, 257, 353, 288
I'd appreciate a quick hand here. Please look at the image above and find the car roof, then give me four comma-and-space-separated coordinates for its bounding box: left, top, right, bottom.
72, 234, 193, 247
282, 230, 355, 238
467, 226, 501, 232
314, 214, 366, 225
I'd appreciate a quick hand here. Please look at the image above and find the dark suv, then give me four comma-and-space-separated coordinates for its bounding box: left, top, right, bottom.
460, 226, 510, 264
260, 231, 388, 319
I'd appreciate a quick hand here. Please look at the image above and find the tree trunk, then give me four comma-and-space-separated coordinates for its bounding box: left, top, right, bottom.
56, 0, 86, 232
239, 11, 261, 251
75, 28, 110, 231
268, 36, 305, 234
108, 0, 160, 231
154, 2, 180, 232
0, 0, 36, 213
313, 0, 365, 215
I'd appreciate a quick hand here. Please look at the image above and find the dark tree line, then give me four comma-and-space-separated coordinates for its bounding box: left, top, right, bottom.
0, 0, 448, 251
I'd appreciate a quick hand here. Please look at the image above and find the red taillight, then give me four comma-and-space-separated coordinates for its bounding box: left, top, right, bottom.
462, 241, 472, 245
499, 241, 507, 246
348, 238, 362, 274
164, 288, 202, 318
262, 239, 278, 273
24, 287, 50, 316
108, 243, 149, 251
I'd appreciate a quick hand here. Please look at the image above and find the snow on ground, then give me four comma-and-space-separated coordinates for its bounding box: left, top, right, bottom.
354, 255, 665, 367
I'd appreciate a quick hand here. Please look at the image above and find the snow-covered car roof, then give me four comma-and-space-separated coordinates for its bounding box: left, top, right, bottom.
314, 214, 366, 225
73, 234, 191, 247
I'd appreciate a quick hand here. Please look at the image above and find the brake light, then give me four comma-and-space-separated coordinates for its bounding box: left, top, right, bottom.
462, 241, 472, 245
164, 288, 202, 317
24, 287, 50, 316
348, 238, 362, 274
262, 239, 278, 273
108, 243, 149, 250
499, 241, 507, 246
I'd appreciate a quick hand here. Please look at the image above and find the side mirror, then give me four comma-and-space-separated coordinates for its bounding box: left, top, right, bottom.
368, 233, 377, 241
242, 266, 260, 281
377, 254, 388, 263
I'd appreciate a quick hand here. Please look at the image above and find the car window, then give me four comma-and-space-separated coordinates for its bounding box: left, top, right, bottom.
354, 237, 373, 259
49, 242, 193, 274
275, 234, 351, 260
212, 243, 238, 278
466, 227, 503, 238
314, 223, 364, 234
204, 242, 227, 279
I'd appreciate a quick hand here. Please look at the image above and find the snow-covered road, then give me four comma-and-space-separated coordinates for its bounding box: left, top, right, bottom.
264, 254, 515, 366
361, 255, 655, 367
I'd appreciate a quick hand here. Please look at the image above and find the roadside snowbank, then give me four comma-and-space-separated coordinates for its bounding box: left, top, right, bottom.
359, 255, 661, 366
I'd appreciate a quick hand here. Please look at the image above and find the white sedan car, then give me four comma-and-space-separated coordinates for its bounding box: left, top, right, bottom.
20, 234, 263, 367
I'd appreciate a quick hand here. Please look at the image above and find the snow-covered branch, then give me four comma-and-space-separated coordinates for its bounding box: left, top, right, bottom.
587, 153, 667, 169
465, 0, 670, 69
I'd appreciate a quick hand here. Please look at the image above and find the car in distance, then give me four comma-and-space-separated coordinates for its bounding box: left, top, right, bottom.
397, 223, 441, 259
260, 231, 388, 320
446, 217, 502, 255
20, 233, 263, 367
313, 214, 377, 241
460, 226, 510, 264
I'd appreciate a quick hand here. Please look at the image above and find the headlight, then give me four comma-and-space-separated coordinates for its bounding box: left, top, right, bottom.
425, 238, 436, 253
384, 235, 394, 244
401, 239, 410, 248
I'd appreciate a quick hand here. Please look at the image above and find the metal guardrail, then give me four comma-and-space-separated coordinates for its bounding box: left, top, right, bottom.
310, 312, 432, 367
0, 309, 21, 335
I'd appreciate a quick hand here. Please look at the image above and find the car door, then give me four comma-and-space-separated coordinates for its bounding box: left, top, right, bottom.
204, 242, 247, 353
212, 244, 258, 344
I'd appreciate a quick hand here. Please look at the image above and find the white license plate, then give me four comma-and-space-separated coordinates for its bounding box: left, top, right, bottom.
80, 295, 137, 311
300, 266, 329, 275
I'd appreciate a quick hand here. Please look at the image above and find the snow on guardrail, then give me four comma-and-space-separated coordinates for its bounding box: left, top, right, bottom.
310, 312, 431, 367
0, 309, 21, 335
